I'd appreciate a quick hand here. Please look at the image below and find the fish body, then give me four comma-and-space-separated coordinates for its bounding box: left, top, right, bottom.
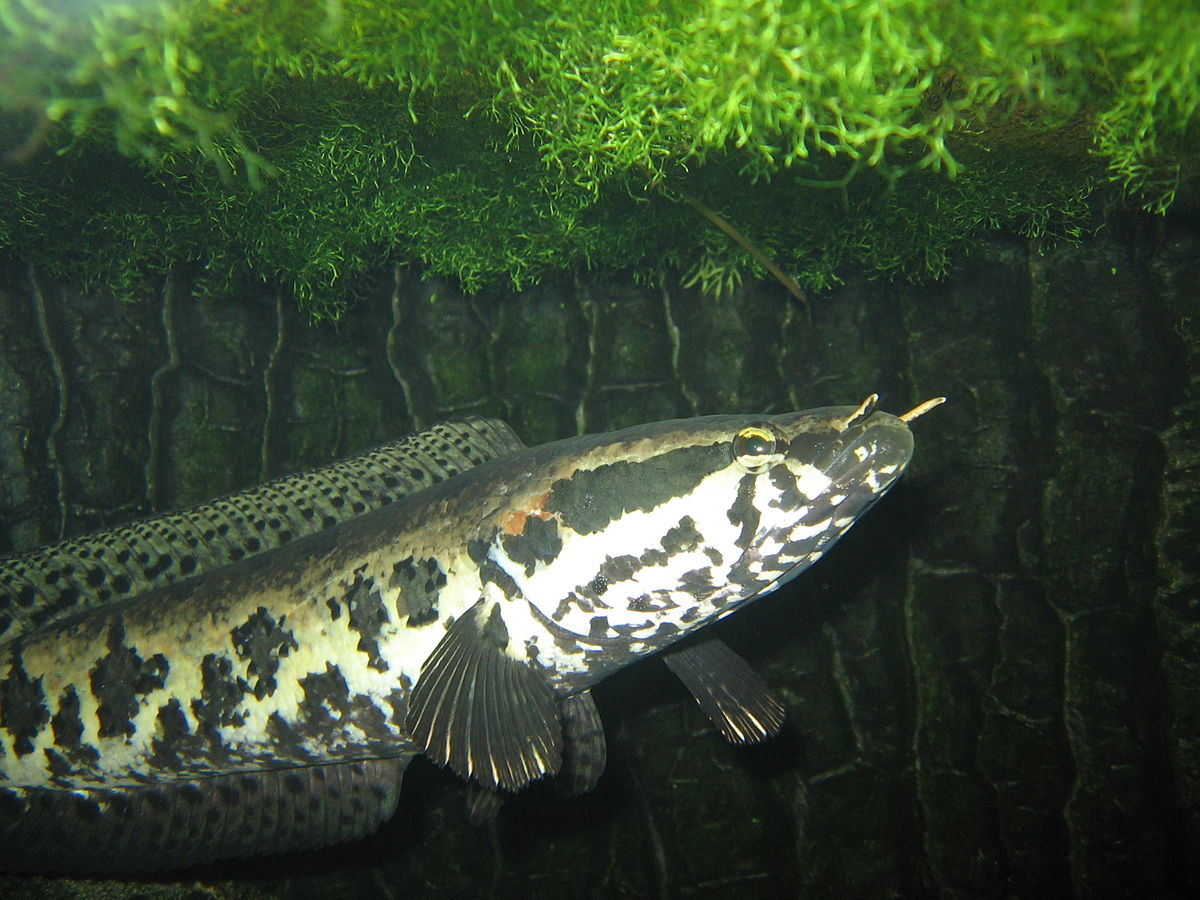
0, 400, 926, 871
0, 417, 525, 647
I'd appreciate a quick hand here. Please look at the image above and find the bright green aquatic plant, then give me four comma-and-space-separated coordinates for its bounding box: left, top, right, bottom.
0, 0, 1195, 318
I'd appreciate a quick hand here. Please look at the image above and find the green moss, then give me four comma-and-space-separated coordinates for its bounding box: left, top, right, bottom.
1, 1, 1195, 317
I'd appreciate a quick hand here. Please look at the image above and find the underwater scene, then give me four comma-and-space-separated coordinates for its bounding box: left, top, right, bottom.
0, 1, 1198, 897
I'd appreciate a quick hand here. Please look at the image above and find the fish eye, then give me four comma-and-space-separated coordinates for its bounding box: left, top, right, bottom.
733, 426, 777, 471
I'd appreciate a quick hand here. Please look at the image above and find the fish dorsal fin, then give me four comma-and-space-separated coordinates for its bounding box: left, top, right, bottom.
0, 416, 525, 644
407, 599, 561, 792
662, 638, 786, 744
0, 758, 407, 874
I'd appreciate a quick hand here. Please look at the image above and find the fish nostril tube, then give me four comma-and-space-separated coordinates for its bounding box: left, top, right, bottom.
898, 396, 947, 423
833, 393, 879, 431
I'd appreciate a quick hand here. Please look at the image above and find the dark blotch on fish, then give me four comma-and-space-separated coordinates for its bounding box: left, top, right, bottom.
42, 747, 73, 779
149, 697, 209, 772
468, 538, 520, 599
0, 651, 49, 756
679, 568, 717, 598
597, 555, 642, 584
298, 664, 353, 737
768, 466, 804, 512
345, 573, 391, 672
391, 557, 444, 627
726, 474, 761, 548
500, 515, 563, 576
265, 713, 317, 764
230, 607, 298, 700
50, 686, 99, 769
191, 653, 247, 741
89, 622, 169, 739
545, 445, 726, 535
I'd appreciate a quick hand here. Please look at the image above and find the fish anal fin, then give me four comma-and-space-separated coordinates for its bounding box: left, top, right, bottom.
464, 783, 507, 826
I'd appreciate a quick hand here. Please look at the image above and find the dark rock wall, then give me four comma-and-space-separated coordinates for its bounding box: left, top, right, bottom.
0, 212, 1196, 898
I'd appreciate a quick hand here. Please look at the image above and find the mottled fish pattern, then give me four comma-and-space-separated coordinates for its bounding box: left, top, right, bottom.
0, 399, 932, 873
0, 416, 524, 646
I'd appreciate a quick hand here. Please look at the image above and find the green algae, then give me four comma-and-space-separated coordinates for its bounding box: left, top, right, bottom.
1, 0, 1195, 318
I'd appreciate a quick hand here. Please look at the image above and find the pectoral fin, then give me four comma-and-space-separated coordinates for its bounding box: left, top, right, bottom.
407, 599, 561, 791
462, 689, 607, 826
662, 638, 785, 744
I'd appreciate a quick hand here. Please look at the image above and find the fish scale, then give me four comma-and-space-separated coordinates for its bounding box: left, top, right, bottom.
2, 758, 405, 872
0, 399, 939, 873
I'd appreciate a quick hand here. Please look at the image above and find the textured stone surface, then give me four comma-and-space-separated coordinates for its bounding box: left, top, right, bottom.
0, 210, 1197, 897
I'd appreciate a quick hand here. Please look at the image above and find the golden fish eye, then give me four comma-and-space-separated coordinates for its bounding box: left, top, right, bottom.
733, 426, 777, 470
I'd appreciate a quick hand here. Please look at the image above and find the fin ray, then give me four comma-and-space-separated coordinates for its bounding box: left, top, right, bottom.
407, 600, 561, 791
663, 638, 786, 744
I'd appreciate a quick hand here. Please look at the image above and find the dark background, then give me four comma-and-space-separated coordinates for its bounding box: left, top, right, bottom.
1, 209, 1197, 898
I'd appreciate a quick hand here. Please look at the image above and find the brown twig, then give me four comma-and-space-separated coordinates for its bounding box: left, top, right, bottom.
678, 191, 809, 305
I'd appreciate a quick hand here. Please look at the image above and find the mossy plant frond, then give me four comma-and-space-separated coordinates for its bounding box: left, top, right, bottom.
0, 0, 1194, 317
4, 0, 1195, 188
1, 0, 265, 182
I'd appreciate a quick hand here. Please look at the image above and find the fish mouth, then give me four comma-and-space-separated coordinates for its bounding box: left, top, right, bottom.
823, 415, 914, 513
768, 405, 919, 565
745, 402, 924, 598
798, 394, 942, 498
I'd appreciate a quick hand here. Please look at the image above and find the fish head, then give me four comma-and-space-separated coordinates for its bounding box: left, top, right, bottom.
483, 396, 937, 686
729, 394, 918, 593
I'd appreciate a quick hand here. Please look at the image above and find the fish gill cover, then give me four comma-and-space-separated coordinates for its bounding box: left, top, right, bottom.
0, 0, 1196, 320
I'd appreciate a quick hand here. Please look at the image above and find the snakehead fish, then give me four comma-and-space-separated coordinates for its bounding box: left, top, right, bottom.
0, 396, 941, 873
